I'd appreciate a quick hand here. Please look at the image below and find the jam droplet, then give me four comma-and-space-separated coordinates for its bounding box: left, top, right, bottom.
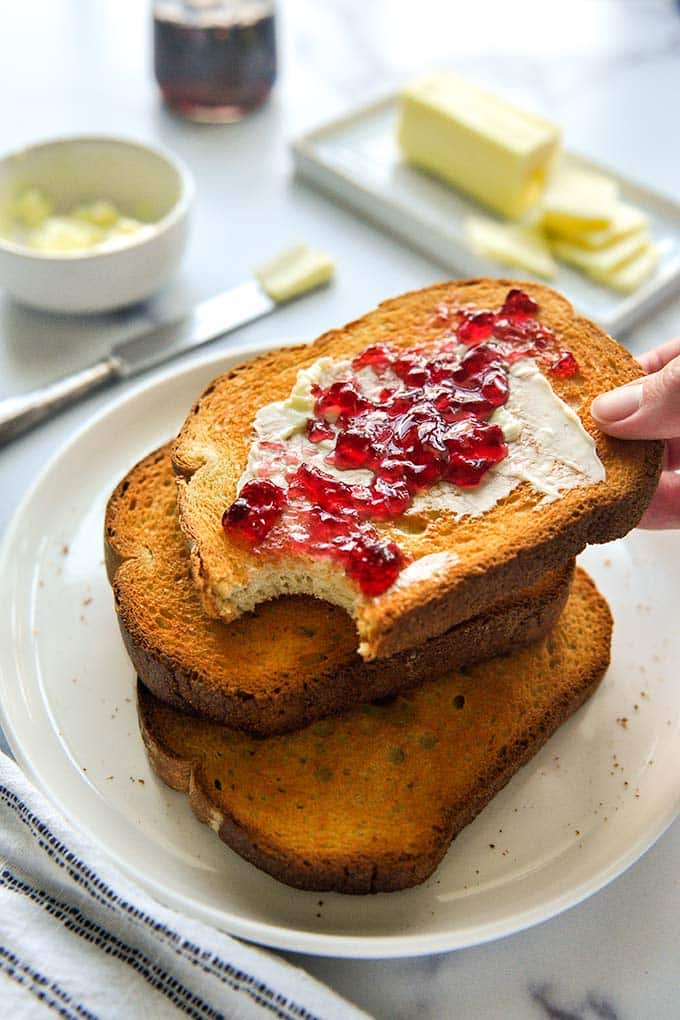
344, 539, 403, 596
306, 419, 334, 443
352, 343, 394, 372
501, 288, 539, 320
550, 350, 579, 379
222, 478, 285, 542
314, 380, 369, 423
457, 310, 495, 346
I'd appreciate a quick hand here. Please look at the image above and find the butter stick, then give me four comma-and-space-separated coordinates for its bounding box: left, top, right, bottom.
398, 72, 561, 220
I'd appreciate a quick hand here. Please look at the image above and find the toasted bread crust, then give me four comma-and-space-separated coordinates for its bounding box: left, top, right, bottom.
138, 568, 612, 893
106, 445, 574, 735
172, 279, 661, 659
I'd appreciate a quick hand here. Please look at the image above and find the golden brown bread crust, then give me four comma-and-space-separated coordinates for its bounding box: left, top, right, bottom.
172, 279, 661, 660
106, 445, 574, 735
138, 568, 612, 893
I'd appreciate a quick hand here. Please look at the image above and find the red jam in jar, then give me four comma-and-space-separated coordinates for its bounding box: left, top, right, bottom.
222, 289, 578, 596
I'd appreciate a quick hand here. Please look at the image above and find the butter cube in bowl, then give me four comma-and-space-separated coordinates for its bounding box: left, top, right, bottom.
0, 135, 193, 313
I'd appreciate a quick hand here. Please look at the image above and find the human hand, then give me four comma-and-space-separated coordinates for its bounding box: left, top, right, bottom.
591, 336, 680, 529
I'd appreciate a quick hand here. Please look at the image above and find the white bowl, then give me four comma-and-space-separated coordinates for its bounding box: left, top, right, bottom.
0, 135, 194, 314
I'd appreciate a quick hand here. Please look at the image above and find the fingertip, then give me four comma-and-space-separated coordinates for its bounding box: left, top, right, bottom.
591, 384, 642, 429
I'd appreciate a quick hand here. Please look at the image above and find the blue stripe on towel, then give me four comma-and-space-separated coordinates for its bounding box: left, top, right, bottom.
0, 944, 96, 1020
1, 869, 222, 1019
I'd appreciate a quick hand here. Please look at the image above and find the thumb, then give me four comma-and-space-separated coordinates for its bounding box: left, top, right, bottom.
590, 353, 680, 439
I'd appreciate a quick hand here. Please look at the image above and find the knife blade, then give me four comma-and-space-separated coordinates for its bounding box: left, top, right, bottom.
111, 279, 273, 377
0, 243, 333, 445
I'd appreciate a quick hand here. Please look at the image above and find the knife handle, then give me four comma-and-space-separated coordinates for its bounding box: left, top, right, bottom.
0, 357, 120, 447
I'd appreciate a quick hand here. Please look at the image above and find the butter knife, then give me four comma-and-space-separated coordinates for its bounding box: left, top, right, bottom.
0, 244, 334, 446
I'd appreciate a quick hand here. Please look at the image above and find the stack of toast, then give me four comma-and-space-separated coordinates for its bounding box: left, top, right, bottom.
105, 279, 662, 894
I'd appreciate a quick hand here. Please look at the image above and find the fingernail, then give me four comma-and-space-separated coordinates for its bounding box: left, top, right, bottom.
591, 384, 642, 423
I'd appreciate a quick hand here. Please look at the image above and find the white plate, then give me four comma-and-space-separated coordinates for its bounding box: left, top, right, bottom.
293, 94, 680, 336
1, 345, 679, 959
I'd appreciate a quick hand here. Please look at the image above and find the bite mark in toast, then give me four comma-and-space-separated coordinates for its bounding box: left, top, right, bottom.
106, 445, 574, 735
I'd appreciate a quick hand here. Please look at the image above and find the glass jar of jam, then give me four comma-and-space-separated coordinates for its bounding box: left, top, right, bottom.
153, 0, 277, 123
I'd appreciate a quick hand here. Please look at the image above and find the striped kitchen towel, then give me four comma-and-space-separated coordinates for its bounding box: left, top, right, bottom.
0, 753, 370, 1020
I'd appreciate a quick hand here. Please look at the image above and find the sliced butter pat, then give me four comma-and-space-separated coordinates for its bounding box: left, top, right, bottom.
255, 244, 334, 303
541, 164, 619, 233
546, 201, 647, 249
552, 230, 649, 276
464, 215, 557, 279
594, 243, 660, 293
398, 72, 560, 219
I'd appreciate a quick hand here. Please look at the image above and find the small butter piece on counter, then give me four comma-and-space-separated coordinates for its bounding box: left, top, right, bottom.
592, 243, 660, 293
546, 200, 648, 249
464, 215, 557, 279
255, 244, 334, 303
398, 71, 560, 219
551, 230, 649, 277
540, 163, 619, 233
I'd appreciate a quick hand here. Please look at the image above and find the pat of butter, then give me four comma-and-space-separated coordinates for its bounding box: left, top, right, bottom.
255, 244, 334, 303
540, 163, 619, 233
593, 243, 659, 293
464, 215, 557, 279
552, 230, 649, 276
398, 72, 560, 220
546, 200, 648, 250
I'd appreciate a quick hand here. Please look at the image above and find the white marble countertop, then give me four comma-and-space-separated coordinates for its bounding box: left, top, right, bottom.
0, 1, 678, 1016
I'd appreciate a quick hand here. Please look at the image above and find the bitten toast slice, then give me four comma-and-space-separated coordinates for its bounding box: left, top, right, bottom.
138, 568, 612, 894
106, 446, 574, 736
172, 279, 660, 660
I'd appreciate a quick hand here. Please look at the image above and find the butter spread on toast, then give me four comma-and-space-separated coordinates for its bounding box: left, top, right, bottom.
240, 351, 604, 513
224, 289, 604, 597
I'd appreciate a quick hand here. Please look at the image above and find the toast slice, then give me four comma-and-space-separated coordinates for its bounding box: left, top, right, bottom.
138, 568, 612, 893
106, 445, 574, 736
172, 279, 660, 660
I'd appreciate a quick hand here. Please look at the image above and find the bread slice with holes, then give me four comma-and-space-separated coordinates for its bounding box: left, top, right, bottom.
172, 279, 660, 661
106, 445, 574, 736
137, 567, 612, 893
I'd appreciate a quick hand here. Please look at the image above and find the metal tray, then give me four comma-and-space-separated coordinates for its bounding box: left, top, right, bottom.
293, 94, 680, 335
